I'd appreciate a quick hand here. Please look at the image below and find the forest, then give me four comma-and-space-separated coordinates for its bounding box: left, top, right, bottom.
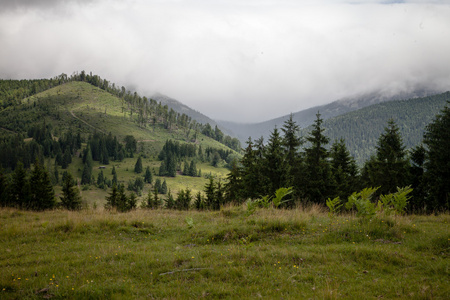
0, 73, 448, 214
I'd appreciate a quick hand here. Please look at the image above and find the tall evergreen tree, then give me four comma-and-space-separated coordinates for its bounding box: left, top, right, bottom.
364, 119, 409, 195
8, 162, 30, 208
134, 156, 143, 173
60, 172, 82, 210
330, 138, 360, 201
281, 114, 303, 188
204, 177, 216, 210
409, 144, 427, 211
81, 146, 93, 185
29, 160, 55, 210
423, 103, 450, 211
304, 113, 334, 203
155, 178, 162, 194
161, 179, 168, 195
144, 166, 153, 184
263, 127, 288, 196
105, 183, 119, 210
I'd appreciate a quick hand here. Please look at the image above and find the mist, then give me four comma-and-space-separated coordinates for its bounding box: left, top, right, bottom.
1, 0, 449, 122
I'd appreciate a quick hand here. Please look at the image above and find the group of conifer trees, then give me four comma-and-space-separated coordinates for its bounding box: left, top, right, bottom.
0, 160, 82, 211
224, 103, 449, 212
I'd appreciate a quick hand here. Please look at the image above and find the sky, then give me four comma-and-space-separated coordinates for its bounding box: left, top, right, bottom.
1, 0, 449, 123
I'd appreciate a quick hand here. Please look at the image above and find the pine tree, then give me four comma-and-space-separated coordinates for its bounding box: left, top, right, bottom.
165, 189, 175, 209
112, 165, 118, 186
240, 138, 261, 199
189, 160, 197, 177
281, 114, 303, 188
134, 156, 143, 173
409, 144, 427, 211
9, 162, 30, 208
423, 103, 450, 211
97, 170, 105, 188
153, 185, 159, 208
365, 119, 409, 195
304, 113, 334, 203
29, 160, 55, 210
116, 184, 129, 212
224, 161, 242, 204
161, 179, 168, 194
263, 127, 288, 197
81, 147, 93, 185
144, 166, 153, 184
105, 184, 119, 210
60, 172, 82, 210
155, 178, 162, 194
194, 191, 204, 210
183, 160, 189, 175
204, 177, 216, 210
330, 138, 360, 201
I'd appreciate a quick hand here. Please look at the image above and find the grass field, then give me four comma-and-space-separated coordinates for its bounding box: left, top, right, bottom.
0, 206, 448, 299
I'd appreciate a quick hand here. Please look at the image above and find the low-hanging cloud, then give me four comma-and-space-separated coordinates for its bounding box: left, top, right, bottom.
1, 0, 449, 122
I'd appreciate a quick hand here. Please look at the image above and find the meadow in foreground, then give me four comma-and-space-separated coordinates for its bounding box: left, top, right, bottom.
0, 206, 448, 299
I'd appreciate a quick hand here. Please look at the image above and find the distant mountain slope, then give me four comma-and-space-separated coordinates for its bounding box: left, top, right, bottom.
303, 91, 450, 165
151, 93, 234, 136
218, 89, 441, 144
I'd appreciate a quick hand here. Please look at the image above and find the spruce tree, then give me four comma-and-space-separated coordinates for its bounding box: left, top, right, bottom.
81, 147, 93, 185
165, 189, 175, 209
9, 162, 30, 208
112, 165, 118, 186
263, 127, 288, 197
134, 156, 143, 173
204, 177, 216, 210
330, 138, 359, 201
409, 145, 427, 211
304, 113, 334, 203
365, 119, 409, 195
105, 184, 119, 210
423, 103, 450, 211
60, 172, 82, 210
155, 178, 162, 194
188, 160, 197, 177
194, 191, 204, 210
281, 114, 303, 188
29, 160, 55, 210
144, 166, 153, 184
161, 179, 167, 194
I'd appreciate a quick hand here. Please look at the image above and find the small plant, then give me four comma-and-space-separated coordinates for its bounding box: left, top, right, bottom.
345, 187, 379, 219
378, 186, 413, 215
326, 196, 343, 217
185, 217, 195, 229
272, 187, 293, 208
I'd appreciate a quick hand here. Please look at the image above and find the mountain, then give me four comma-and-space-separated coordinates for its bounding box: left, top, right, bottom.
303, 91, 450, 165
218, 89, 441, 144
151, 93, 234, 136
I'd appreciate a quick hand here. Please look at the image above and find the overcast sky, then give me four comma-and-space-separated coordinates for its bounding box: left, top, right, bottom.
1, 0, 449, 122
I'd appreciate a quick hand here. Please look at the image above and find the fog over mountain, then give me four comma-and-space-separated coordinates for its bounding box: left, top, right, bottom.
1, 0, 449, 122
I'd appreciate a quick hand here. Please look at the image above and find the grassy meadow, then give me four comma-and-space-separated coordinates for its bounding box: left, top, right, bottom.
0, 206, 448, 299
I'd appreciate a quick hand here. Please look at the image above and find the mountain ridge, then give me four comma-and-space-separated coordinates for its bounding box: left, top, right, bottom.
217, 89, 442, 143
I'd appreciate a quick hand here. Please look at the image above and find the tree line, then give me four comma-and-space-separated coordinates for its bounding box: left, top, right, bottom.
222, 103, 449, 212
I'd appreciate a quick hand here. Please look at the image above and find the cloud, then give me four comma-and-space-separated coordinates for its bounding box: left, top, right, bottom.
1, 0, 449, 122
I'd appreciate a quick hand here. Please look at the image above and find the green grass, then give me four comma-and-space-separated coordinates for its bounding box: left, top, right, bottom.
0, 207, 448, 299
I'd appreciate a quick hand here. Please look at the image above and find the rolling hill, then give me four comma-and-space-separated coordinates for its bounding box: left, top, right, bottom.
0, 77, 238, 205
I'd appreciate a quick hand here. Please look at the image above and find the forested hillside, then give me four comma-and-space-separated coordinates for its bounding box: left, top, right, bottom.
307, 92, 450, 164
219, 89, 440, 144
0, 73, 240, 211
